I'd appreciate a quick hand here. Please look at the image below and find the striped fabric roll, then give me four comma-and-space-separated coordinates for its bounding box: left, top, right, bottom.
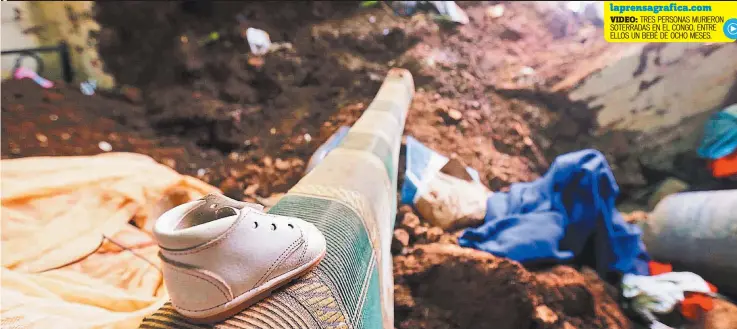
138, 68, 414, 329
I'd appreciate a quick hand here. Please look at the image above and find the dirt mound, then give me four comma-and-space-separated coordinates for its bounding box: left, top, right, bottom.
394, 244, 629, 329
392, 205, 631, 329
94, 1, 416, 154
1, 79, 199, 163
0, 78, 320, 199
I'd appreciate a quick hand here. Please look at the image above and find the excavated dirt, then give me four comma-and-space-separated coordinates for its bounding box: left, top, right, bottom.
393, 245, 629, 329
2, 2, 661, 328
391, 206, 630, 329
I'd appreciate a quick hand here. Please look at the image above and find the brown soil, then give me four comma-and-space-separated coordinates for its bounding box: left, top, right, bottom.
392, 206, 630, 329
393, 244, 629, 329
2, 2, 667, 328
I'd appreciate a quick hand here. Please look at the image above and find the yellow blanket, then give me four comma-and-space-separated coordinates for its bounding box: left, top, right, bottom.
1, 153, 219, 328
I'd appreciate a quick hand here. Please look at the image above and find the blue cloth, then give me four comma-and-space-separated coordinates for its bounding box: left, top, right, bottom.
698, 104, 737, 160
458, 149, 650, 276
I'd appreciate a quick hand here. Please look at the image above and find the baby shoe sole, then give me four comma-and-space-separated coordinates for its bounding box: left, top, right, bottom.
177, 247, 327, 324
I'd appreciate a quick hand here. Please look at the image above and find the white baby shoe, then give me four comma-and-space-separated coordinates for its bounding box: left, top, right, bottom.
153, 193, 326, 323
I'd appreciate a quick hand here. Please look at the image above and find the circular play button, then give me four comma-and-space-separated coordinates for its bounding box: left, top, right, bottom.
725, 18, 737, 39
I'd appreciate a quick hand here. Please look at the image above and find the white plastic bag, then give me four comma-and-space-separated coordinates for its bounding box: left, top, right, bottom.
246, 28, 271, 56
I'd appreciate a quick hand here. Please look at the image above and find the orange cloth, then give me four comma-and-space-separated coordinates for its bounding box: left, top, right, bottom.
648, 261, 717, 321
648, 261, 673, 275
1, 153, 219, 329
709, 149, 737, 178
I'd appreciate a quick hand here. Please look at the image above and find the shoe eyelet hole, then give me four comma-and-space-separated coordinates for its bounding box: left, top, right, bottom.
288, 224, 294, 229
271, 223, 277, 231
253, 221, 258, 229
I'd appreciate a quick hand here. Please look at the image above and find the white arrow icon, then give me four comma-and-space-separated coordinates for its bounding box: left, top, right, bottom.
731, 24, 737, 33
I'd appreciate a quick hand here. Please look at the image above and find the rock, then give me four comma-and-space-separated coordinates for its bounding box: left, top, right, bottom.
262, 156, 273, 167
35, 133, 48, 143
448, 109, 463, 121
400, 212, 421, 231
534, 305, 558, 325
392, 228, 410, 254
269, 42, 293, 53
247, 56, 265, 68
438, 107, 463, 124
439, 233, 458, 245
398, 204, 414, 216
486, 4, 505, 19
413, 226, 428, 240
290, 158, 305, 168
244, 183, 260, 196
98, 141, 113, 152
161, 157, 176, 168
519, 66, 535, 76
245, 164, 263, 174
275, 158, 290, 170
426, 227, 444, 243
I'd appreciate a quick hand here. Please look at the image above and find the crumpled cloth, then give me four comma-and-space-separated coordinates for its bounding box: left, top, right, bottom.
647, 261, 719, 321
709, 149, 737, 178
622, 271, 713, 314
698, 103, 737, 160
1, 152, 218, 329
459, 149, 650, 276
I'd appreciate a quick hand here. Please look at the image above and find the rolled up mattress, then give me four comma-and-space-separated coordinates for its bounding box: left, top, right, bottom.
641, 190, 737, 294
138, 68, 414, 329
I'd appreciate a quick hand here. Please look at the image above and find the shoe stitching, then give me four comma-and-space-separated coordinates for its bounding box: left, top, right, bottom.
254, 236, 304, 287
164, 208, 252, 255
163, 264, 231, 311
294, 225, 308, 263
300, 237, 309, 263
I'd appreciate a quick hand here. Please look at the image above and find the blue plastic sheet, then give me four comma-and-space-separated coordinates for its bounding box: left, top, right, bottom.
305, 126, 351, 173
400, 136, 480, 205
